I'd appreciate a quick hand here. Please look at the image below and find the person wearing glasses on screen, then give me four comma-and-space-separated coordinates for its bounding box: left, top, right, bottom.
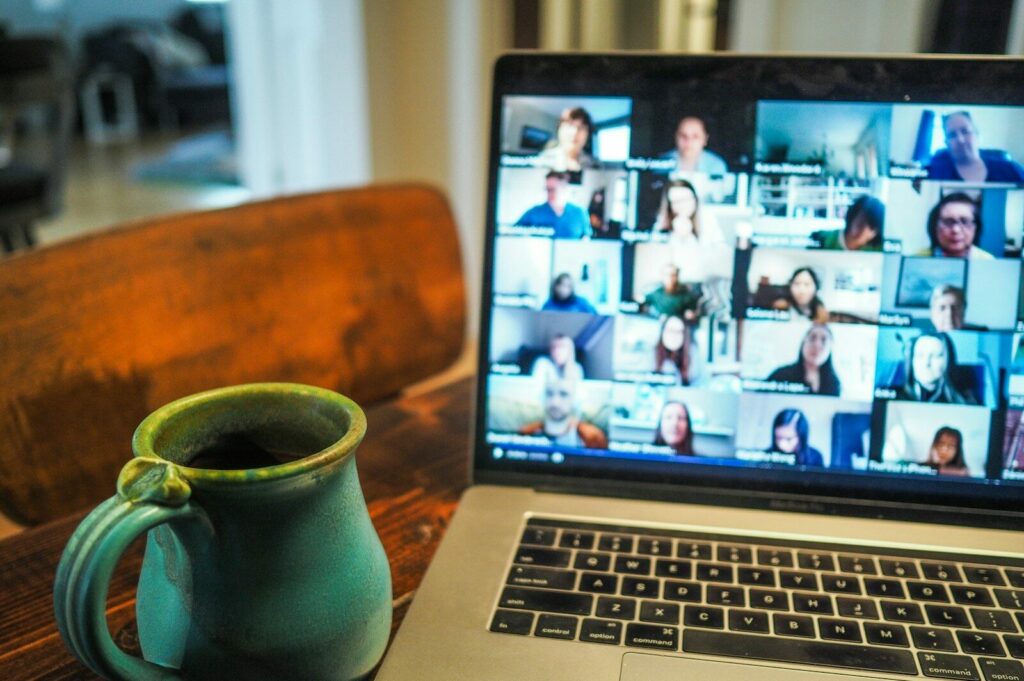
766, 324, 842, 397
515, 171, 591, 239
542, 273, 596, 314
537, 107, 596, 172
767, 409, 824, 468
926, 111, 1024, 183
927, 284, 985, 332
518, 377, 608, 449
653, 401, 694, 456
922, 426, 971, 477
895, 333, 978, 405
811, 195, 885, 251
916, 193, 993, 259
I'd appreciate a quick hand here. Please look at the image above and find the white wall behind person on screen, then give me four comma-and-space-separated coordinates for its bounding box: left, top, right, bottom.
889, 105, 1024, 170
495, 167, 604, 226
493, 237, 552, 305
551, 240, 623, 316
881, 401, 990, 478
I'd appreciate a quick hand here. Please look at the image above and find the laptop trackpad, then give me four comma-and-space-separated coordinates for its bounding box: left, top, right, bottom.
621, 653, 871, 680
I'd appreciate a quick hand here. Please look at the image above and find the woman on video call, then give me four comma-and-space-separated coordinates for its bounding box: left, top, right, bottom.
653, 401, 694, 455
767, 409, 824, 467
654, 315, 692, 385
538, 107, 596, 172
812, 195, 885, 251
653, 178, 725, 279
767, 324, 842, 396
542, 273, 597, 314
772, 267, 829, 323
896, 332, 978, 404
922, 426, 971, 477
917, 192, 993, 260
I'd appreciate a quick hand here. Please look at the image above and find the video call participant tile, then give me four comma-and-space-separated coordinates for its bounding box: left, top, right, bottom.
874, 400, 992, 479
489, 308, 616, 382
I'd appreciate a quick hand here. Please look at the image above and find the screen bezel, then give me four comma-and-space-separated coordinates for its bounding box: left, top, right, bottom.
473, 52, 1024, 526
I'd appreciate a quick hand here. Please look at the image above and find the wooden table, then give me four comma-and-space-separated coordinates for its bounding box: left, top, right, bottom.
0, 378, 473, 680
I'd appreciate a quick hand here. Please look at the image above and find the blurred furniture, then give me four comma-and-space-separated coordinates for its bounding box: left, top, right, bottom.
0, 185, 466, 526
0, 36, 74, 253
0, 377, 473, 680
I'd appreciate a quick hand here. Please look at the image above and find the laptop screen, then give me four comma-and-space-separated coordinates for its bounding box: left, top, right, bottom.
475, 54, 1024, 514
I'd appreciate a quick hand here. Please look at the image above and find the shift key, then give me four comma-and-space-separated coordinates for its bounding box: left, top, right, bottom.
500, 587, 593, 615
514, 546, 571, 568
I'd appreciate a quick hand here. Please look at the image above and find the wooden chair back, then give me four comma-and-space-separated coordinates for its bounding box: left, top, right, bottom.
0, 184, 466, 525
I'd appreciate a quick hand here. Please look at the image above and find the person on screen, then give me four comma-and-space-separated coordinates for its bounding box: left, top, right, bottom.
640, 263, 700, 320
767, 409, 824, 467
537, 107, 596, 172
654, 315, 692, 385
926, 111, 1024, 183
515, 171, 591, 239
921, 426, 970, 477
896, 332, 978, 405
531, 334, 585, 383
766, 324, 842, 396
929, 285, 968, 332
518, 377, 608, 449
653, 401, 694, 455
916, 192, 993, 260
772, 267, 829, 323
542, 273, 597, 314
660, 116, 728, 176
811, 195, 885, 251
652, 178, 725, 278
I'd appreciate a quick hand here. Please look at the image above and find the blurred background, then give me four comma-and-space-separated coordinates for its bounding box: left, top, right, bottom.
0, 0, 1022, 323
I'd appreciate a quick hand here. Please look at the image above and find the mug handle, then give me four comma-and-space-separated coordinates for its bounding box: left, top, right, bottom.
54, 457, 203, 681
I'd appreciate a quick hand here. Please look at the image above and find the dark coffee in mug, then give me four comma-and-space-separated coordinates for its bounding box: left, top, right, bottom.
184, 425, 329, 470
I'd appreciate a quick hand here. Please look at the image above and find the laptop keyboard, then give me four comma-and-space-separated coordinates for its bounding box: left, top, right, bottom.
489, 517, 1024, 680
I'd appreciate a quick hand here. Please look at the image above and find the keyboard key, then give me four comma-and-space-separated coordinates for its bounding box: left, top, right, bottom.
738, 566, 777, 587
922, 563, 963, 582
706, 585, 745, 607
684, 605, 725, 629
490, 609, 534, 635
865, 622, 910, 647
499, 587, 593, 616
696, 563, 733, 583
598, 534, 634, 553
797, 551, 836, 572
579, 618, 622, 645
729, 609, 770, 633
863, 578, 904, 600
911, 626, 959, 652
663, 580, 701, 603
965, 567, 1006, 587
578, 572, 617, 594
614, 555, 651, 575
507, 565, 577, 590
839, 555, 878, 575
779, 570, 818, 591
757, 548, 794, 567
535, 614, 578, 640
574, 552, 611, 572
639, 601, 680, 625
717, 545, 753, 564
625, 622, 678, 651
972, 608, 1018, 632
1007, 571, 1024, 589
917, 652, 980, 680
822, 574, 861, 594
978, 658, 1024, 681
520, 527, 556, 546
819, 617, 862, 642
683, 629, 918, 675
1007, 635, 1024, 659
621, 577, 659, 598
749, 588, 789, 611
837, 597, 878, 620
908, 581, 950, 602
994, 589, 1024, 610
637, 537, 673, 556
952, 585, 995, 607
773, 614, 815, 638
1018, 613, 1024, 632
958, 631, 1006, 657
595, 596, 636, 620
881, 600, 925, 623
678, 541, 711, 560
514, 546, 571, 568
559, 531, 595, 550
654, 559, 692, 579
880, 559, 920, 579
926, 605, 971, 628
793, 592, 833, 614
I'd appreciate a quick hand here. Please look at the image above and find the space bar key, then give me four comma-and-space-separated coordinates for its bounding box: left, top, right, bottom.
683, 630, 918, 676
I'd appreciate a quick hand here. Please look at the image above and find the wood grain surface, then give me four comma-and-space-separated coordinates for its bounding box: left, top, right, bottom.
0, 377, 473, 680
0, 184, 466, 526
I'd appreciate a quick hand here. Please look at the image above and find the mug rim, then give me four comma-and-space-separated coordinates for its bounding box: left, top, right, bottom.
132, 382, 367, 483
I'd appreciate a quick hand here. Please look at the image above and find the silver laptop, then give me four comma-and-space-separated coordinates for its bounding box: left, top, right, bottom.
377, 53, 1024, 681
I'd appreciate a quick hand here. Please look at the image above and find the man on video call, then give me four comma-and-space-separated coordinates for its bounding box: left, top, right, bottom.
515, 171, 591, 239
519, 377, 608, 449
640, 263, 700, 319
661, 116, 728, 176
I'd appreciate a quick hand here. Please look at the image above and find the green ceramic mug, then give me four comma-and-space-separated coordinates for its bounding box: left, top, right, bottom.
54, 383, 392, 681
